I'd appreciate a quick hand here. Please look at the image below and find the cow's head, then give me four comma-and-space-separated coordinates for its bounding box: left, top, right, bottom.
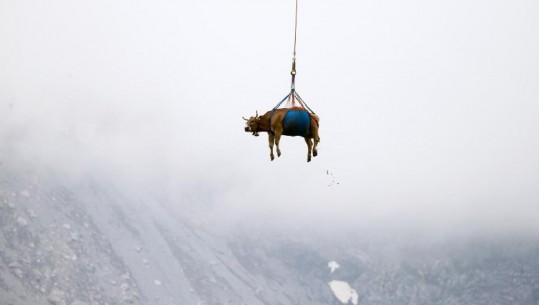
243, 111, 260, 136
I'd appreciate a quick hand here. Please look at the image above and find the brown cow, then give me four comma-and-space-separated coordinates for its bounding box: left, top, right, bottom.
243, 108, 320, 162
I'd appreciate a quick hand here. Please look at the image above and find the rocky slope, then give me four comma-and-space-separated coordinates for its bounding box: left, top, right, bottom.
1, 164, 538, 305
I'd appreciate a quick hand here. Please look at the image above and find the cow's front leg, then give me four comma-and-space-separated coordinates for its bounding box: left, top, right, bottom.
305, 138, 313, 162
268, 134, 275, 161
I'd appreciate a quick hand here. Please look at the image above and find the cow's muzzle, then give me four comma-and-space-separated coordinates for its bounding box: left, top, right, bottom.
244, 127, 259, 136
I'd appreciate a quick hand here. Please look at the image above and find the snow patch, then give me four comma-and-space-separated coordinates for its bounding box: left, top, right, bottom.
328, 261, 340, 274
328, 280, 358, 305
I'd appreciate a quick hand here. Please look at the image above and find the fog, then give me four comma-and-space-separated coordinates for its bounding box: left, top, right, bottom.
2, 0, 539, 238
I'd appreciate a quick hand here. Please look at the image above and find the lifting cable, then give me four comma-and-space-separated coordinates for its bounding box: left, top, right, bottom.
291, 0, 298, 87
273, 0, 316, 115
290, 0, 298, 104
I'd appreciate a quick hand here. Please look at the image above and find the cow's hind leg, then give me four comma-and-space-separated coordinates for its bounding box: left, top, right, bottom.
313, 136, 320, 157
305, 137, 313, 162
268, 134, 275, 161
311, 119, 320, 157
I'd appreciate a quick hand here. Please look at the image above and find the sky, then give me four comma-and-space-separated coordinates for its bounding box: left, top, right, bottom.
1, 0, 539, 238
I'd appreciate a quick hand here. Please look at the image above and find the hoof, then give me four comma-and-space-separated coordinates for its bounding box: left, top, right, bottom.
270, 155, 275, 161
277, 151, 281, 157
313, 150, 318, 157
307, 157, 311, 162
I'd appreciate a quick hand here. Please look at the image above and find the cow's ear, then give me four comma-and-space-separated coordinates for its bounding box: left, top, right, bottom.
256, 117, 261, 121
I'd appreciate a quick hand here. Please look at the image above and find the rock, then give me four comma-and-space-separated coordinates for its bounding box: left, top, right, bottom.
16, 216, 28, 227
47, 288, 67, 305
27, 209, 38, 218
9, 261, 23, 268
9, 262, 23, 278
69, 232, 81, 242
32, 269, 44, 280
20, 190, 30, 198
63, 253, 77, 261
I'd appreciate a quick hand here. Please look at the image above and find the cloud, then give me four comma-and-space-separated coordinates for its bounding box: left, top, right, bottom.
1, 0, 539, 239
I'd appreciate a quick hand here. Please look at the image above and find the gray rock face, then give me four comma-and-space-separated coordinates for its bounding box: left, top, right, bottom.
1, 164, 538, 305
47, 289, 66, 305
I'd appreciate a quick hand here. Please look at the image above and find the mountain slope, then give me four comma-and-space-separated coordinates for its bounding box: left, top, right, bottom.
1, 164, 538, 305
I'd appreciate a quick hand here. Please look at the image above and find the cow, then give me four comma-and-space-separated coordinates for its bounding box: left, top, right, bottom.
243, 108, 320, 162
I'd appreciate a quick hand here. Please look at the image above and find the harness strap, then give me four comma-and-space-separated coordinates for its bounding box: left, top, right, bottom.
273, 93, 290, 110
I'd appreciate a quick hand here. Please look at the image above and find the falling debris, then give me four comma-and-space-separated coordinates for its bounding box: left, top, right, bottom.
326, 170, 340, 187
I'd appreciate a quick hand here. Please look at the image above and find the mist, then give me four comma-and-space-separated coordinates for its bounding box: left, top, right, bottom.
2, 0, 539, 240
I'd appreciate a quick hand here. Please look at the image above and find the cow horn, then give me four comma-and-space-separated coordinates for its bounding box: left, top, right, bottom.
242, 116, 248, 121
255, 111, 258, 118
